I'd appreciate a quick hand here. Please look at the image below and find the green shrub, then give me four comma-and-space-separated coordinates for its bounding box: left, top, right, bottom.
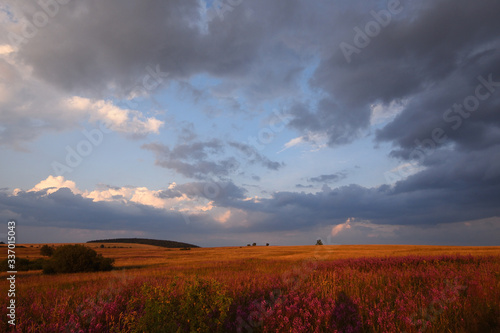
27, 258, 46, 270
40, 244, 55, 257
42, 244, 114, 274
0, 257, 46, 271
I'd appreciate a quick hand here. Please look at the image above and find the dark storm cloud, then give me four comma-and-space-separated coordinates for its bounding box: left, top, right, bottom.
0, 188, 218, 233
308, 171, 348, 184
219, 179, 500, 233
287, 99, 372, 146
143, 140, 283, 180
155, 188, 184, 199
228, 142, 284, 171
142, 140, 236, 180
171, 181, 247, 204
274, 0, 500, 233
295, 184, 314, 189
3, 0, 313, 100
0, 57, 78, 149
363, 1, 500, 220
376, 60, 500, 158
287, 0, 500, 146
2, 0, 499, 239
157, 181, 247, 202
5, 0, 499, 148
4, 0, 200, 97
0, 179, 498, 243
392, 146, 500, 195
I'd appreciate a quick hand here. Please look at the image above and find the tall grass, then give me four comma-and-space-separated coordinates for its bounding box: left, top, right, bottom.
1, 254, 499, 332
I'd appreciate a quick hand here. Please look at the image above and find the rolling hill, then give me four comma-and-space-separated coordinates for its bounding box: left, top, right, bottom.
87, 238, 200, 248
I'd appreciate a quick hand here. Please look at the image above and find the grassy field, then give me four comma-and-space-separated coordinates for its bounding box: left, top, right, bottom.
1, 244, 500, 332
5, 243, 500, 267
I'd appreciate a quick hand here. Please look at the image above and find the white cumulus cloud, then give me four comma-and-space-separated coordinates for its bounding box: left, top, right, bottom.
64, 96, 164, 135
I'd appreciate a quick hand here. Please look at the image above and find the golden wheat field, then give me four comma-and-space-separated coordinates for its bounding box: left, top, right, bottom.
2, 244, 500, 332
6, 243, 500, 264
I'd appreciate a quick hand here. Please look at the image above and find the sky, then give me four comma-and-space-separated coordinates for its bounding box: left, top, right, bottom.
0, 0, 499, 247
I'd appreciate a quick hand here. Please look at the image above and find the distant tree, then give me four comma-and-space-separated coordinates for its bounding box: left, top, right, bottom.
40, 244, 55, 257
247, 244, 251, 247
316, 239, 323, 246
266, 243, 270, 246
43, 244, 114, 274
100, 244, 105, 248
0, 257, 45, 271
252, 243, 257, 246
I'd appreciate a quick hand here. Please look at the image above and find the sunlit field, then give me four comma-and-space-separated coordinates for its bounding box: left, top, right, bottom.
2, 244, 500, 332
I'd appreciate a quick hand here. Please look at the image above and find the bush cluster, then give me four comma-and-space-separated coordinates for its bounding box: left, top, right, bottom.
40, 244, 55, 256
42, 244, 114, 274
0, 257, 45, 271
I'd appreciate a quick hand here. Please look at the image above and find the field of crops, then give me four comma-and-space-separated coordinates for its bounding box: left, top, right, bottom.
1, 245, 499, 332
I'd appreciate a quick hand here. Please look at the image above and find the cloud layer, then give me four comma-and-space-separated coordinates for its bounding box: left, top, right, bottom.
1, 173, 498, 246
143, 140, 284, 180
1, 0, 499, 245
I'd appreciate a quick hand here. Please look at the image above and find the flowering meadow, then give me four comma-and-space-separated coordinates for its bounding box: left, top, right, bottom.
1, 246, 499, 332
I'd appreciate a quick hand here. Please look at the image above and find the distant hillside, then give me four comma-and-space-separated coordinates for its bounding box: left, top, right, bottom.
87, 238, 200, 248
